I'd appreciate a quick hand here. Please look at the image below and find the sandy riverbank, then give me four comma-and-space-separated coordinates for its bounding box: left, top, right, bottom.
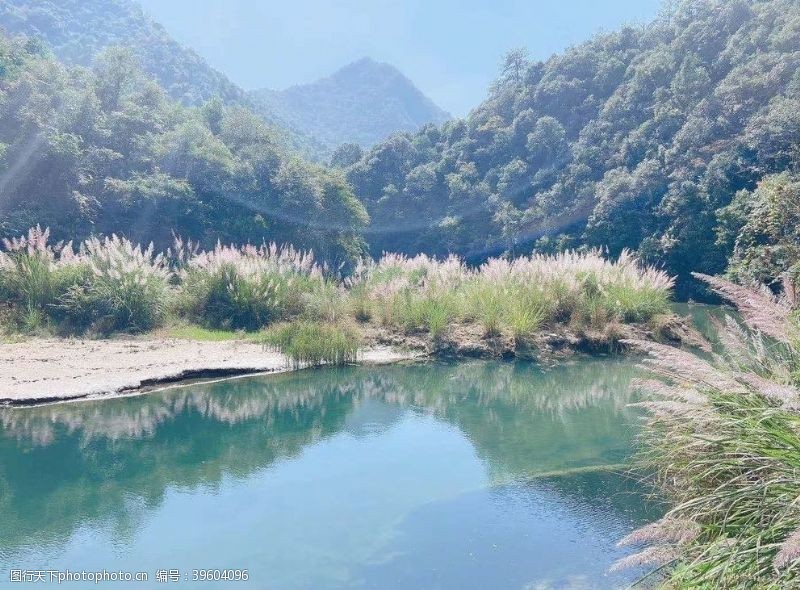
0, 338, 419, 406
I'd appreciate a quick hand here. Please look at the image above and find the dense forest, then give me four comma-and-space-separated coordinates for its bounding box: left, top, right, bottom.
0, 0, 242, 105
0, 36, 368, 268
251, 58, 450, 151
0, 0, 340, 160
345, 0, 800, 295
0, 1, 452, 163
1, 0, 799, 297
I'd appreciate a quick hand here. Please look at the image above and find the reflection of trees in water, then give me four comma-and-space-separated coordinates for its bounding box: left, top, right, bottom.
1, 358, 640, 445
0, 383, 357, 553
0, 358, 641, 553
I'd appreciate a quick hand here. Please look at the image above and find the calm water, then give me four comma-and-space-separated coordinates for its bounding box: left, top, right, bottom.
0, 358, 662, 589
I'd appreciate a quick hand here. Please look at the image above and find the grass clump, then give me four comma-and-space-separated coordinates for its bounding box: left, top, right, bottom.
0, 226, 85, 331
177, 242, 325, 330
262, 321, 362, 367
617, 274, 800, 588
349, 249, 673, 341
60, 236, 170, 333
0, 227, 168, 334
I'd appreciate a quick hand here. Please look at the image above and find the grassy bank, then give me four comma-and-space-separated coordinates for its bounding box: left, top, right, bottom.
616, 275, 800, 588
1, 226, 676, 363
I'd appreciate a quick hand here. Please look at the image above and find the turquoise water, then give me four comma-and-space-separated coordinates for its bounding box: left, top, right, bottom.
0, 358, 662, 589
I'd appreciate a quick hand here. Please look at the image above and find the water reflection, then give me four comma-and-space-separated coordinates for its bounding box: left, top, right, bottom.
0, 358, 655, 589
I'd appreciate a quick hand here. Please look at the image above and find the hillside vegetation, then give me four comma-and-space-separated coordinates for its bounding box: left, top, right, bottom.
0, 0, 242, 105
1, 0, 799, 300
346, 0, 800, 296
250, 58, 450, 151
0, 36, 368, 268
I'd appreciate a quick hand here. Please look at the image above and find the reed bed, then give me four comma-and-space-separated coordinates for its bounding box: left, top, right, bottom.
1, 227, 674, 341
348, 249, 674, 343
618, 274, 800, 588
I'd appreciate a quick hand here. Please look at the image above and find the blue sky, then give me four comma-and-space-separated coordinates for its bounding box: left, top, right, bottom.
139, 0, 663, 116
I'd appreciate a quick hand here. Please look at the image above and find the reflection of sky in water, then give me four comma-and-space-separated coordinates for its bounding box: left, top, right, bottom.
0, 359, 661, 589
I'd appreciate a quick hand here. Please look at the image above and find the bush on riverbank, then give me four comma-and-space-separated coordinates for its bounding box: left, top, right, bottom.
262, 321, 362, 367
348, 250, 674, 343
0, 226, 674, 339
177, 242, 326, 330
617, 275, 800, 588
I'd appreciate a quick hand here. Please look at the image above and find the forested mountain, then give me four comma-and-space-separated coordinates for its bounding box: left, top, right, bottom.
250, 58, 450, 151
0, 0, 334, 161
345, 0, 800, 295
0, 0, 242, 106
1, 0, 798, 297
0, 36, 368, 267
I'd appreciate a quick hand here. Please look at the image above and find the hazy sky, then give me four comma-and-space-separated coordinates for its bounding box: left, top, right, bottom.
139, 0, 663, 116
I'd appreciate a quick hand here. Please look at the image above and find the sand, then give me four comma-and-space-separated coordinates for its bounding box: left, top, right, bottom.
0, 338, 418, 405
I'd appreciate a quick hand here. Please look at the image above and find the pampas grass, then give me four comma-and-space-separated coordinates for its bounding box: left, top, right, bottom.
2, 227, 674, 338
61, 235, 171, 333
0, 226, 85, 330
619, 280, 800, 588
349, 248, 673, 340
177, 242, 325, 330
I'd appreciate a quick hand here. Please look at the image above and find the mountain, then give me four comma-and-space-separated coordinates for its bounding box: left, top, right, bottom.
0, 2, 436, 161
0, 33, 368, 268
345, 0, 800, 296
0, 0, 242, 105
250, 58, 450, 151
0, 0, 338, 160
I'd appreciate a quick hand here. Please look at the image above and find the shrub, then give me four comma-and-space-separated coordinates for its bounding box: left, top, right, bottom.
0, 226, 85, 331
59, 236, 170, 333
262, 321, 362, 367
178, 242, 324, 330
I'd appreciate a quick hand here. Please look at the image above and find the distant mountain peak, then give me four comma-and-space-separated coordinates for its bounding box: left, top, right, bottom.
250, 58, 450, 151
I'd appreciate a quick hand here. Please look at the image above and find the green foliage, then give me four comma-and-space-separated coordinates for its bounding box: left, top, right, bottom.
717, 172, 800, 291
262, 321, 362, 367
0, 0, 242, 106
344, 0, 800, 298
0, 35, 368, 270
164, 325, 256, 342
603, 282, 672, 323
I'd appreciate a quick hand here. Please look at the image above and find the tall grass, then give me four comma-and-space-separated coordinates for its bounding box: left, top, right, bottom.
61, 236, 171, 333
177, 242, 325, 330
617, 274, 800, 588
0, 228, 170, 333
262, 321, 362, 367
349, 249, 673, 342
0, 226, 85, 330
2, 227, 674, 339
